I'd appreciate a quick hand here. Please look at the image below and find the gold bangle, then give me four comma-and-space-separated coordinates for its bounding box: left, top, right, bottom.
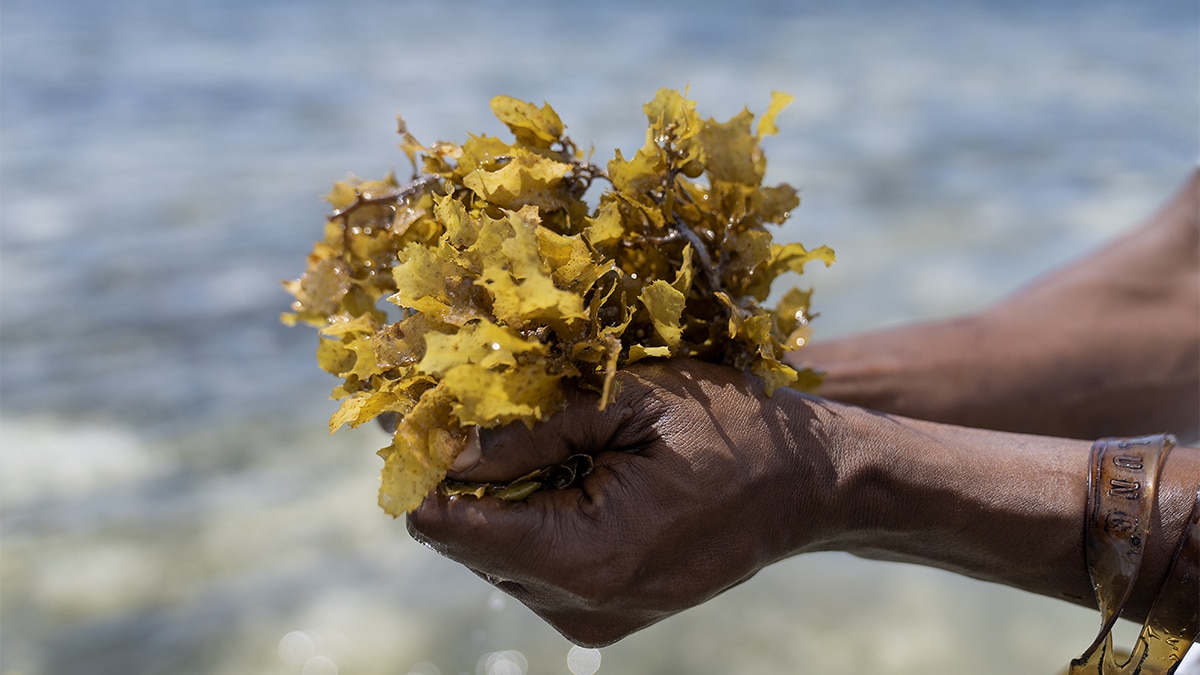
1068, 434, 1198, 675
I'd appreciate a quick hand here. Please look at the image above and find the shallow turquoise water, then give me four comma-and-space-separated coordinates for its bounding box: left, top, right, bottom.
1, 1, 1196, 673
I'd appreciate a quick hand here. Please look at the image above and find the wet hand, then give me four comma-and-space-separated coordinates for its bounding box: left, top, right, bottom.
406, 358, 835, 647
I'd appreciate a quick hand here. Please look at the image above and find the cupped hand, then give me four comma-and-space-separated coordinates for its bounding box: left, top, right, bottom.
406, 358, 839, 647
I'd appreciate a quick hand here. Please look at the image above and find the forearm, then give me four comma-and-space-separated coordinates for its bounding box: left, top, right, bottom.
803, 398, 1200, 621
802, 312, 1198, 442
795, 316, 1003, 431
793, 170, 1200, 442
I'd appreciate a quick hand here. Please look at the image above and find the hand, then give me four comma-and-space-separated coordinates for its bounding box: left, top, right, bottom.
406, 358, 1200, 645
406, 358, 834, 647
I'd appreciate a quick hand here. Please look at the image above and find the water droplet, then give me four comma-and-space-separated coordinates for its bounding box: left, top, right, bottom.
490, 342, 502, 351
405, 662, 442, 675
487, 590, 507, 611
302, 655, 339, 675
629, 272, 638, 280
567, 646, 602, 675
279, 631, 316, 667
479, 650, 527, 675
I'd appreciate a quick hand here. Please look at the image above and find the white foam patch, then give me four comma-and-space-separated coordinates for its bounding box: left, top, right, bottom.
0, 417, 161, 509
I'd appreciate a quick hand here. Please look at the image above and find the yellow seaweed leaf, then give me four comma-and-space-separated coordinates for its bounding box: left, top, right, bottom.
774, 287, 814, 340
714, 291, 743, 339
638, 279, 686, 349
753, 356, 799, 396
607, 137, 665, 198
479, 270, 587, 331
324, 180, 359, 211
538, 227, 611, 293
490, 96, 565, 148
435, 192, 477, 249
343, 335, 381, 380
769, 242, 837, 276
584, 200, 625, 248
644, 88, 704, 167
627, 344, 672, 364
316, 336, 356, 376
285, 254, 350, 323
462, 153, 573, 211
389, 242, 476, 325
456, 134, 516, 176
330, 387, 414, 433
645, 89, 701, 141
474, 211, 587, 330
441, 363, 564, 427
672, 244, 694, 294
739, 313, 774, 352
756, 91, 795, 139
378, 386, 463, 516
319, 312, 379, 339
418, 319, 546, 376
752, 183, 801, 226
698, 108, 763, 186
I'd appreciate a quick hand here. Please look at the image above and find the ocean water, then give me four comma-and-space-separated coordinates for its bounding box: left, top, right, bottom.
1, 0, 1196, 673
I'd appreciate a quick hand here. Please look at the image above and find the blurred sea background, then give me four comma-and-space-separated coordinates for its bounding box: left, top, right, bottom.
1, 0, 1196, 673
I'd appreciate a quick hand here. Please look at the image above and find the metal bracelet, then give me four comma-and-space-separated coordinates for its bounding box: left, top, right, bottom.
1069, 434, 1184, 674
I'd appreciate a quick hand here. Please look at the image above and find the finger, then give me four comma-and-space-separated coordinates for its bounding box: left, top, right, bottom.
449, 426, 481, 472
409, 450, 639, 580
407, 487, 579, 583
446, 377, 652, 483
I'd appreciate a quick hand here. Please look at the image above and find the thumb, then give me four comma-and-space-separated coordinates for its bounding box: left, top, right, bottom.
445, 382, 640, 484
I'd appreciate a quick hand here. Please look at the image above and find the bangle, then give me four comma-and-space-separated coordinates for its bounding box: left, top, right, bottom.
1136, 486, 1199, 672
1069, 434, 1198, 675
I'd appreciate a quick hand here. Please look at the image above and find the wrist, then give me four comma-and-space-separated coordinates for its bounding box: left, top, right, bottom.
809, 404, 1097, 603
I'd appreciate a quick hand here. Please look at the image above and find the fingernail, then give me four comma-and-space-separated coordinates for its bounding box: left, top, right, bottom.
451, 427, 482, 472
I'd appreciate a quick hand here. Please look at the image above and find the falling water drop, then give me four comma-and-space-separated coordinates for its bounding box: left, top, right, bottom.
567, 646, 602, 675
278, 631, 316, 667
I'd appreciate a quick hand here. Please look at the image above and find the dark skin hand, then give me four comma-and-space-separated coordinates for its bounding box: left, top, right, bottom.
408, 359, 1199, 647
406, 172, 1200, 648
409, 360, 825, 647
